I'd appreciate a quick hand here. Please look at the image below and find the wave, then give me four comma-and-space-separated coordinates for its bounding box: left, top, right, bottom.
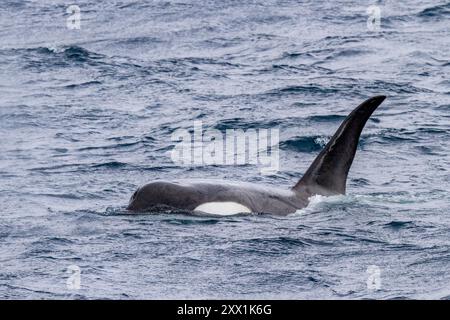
14, 45, 108, 71
307, 114, 346, 122
280, 136, 328, 152
44, 45, 103, 61
90, 161, 127, 168
77, 140, 145, 152
383, 220, 416, 230
64, 80, 102, 89
292, 194, 350, 216
214, 118, 283, 130
418, 3, 450, 18
267, 84, 339, 96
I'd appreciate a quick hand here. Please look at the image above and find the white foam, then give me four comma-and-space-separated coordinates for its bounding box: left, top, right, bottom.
47, 45, 66, 53
194, 202, 252, 216
292, 194, 348, 216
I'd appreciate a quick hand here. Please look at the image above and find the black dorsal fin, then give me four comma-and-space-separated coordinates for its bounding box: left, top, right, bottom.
293, 95, 386, 195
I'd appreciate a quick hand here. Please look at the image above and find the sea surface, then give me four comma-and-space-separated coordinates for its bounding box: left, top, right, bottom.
0, 0, 449, 299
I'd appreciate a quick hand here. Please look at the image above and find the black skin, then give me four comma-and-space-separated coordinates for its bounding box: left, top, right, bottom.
127, 96, 386, 215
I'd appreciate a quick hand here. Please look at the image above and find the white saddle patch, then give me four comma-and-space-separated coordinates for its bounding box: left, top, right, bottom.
194, 202, 252, 216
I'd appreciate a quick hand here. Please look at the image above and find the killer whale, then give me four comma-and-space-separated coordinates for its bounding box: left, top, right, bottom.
127, 95, 386, 215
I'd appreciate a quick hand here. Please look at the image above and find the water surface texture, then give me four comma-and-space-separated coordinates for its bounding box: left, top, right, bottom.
0, 0, 449, 299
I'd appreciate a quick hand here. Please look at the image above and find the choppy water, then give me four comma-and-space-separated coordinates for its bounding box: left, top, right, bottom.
1, 0, 449, 299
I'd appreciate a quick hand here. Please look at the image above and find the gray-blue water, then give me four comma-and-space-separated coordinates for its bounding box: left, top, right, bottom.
1, 0, 449, 299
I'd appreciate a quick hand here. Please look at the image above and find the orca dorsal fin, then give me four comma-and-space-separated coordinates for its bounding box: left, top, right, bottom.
293, 95, 386, 195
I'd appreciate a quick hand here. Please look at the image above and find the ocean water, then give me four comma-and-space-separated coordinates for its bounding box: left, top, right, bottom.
0, 0, 449, 299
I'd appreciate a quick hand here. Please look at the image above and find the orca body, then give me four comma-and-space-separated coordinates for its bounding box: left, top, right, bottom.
127, 96, 386, 215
